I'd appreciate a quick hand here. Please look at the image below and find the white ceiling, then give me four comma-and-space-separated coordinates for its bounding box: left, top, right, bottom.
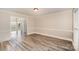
0, 8, 72, 16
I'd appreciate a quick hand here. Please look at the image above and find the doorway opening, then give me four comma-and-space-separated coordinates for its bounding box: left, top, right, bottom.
10, 16, 25, 40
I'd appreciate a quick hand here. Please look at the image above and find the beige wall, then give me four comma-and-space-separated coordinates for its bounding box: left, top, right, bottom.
34, 10, 72, 41
27, 16, 35, 34
0, 12, 10, 41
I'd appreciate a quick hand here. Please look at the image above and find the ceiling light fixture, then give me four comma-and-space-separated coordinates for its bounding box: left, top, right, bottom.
33, 8, 39, 11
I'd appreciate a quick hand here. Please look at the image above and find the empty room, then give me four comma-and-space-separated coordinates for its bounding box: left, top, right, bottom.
0, 8, 78, 51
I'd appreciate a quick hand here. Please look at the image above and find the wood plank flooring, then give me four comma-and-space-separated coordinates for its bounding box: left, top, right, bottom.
0, 34, 75, 51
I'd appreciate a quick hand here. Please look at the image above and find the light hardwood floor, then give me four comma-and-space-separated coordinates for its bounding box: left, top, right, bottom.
0, 34, 74, 51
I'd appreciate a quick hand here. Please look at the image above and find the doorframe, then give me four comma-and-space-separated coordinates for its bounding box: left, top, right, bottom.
72, 8, 79, 51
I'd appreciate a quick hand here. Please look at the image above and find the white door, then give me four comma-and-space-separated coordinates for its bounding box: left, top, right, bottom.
73, 8, 79, 50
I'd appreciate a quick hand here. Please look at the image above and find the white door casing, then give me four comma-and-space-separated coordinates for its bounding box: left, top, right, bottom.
73, 8, 79, 50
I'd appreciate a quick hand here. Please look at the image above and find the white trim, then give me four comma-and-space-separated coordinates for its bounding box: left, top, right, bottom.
27, 32, 72, 42
27, 32, 35, 35
72, 41, 77, 51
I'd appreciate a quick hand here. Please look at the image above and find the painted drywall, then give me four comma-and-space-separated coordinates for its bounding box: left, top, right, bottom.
34, 9, 73, 41
0, 12, 10, 42
0, 10, 28, 41
27, 16, 35, 34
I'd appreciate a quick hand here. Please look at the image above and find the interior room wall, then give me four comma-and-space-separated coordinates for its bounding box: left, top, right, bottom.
34, 9, 72, 41
27, 16, 35, 34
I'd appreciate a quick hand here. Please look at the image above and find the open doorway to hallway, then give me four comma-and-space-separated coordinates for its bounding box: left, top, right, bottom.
10, 16, 25, 40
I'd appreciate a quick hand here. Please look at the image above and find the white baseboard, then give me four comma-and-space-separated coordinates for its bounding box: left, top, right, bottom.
72, 41, 79, 51
72, 42, 76, 51
27, 32, 36, 35
28, 32, 72, 42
